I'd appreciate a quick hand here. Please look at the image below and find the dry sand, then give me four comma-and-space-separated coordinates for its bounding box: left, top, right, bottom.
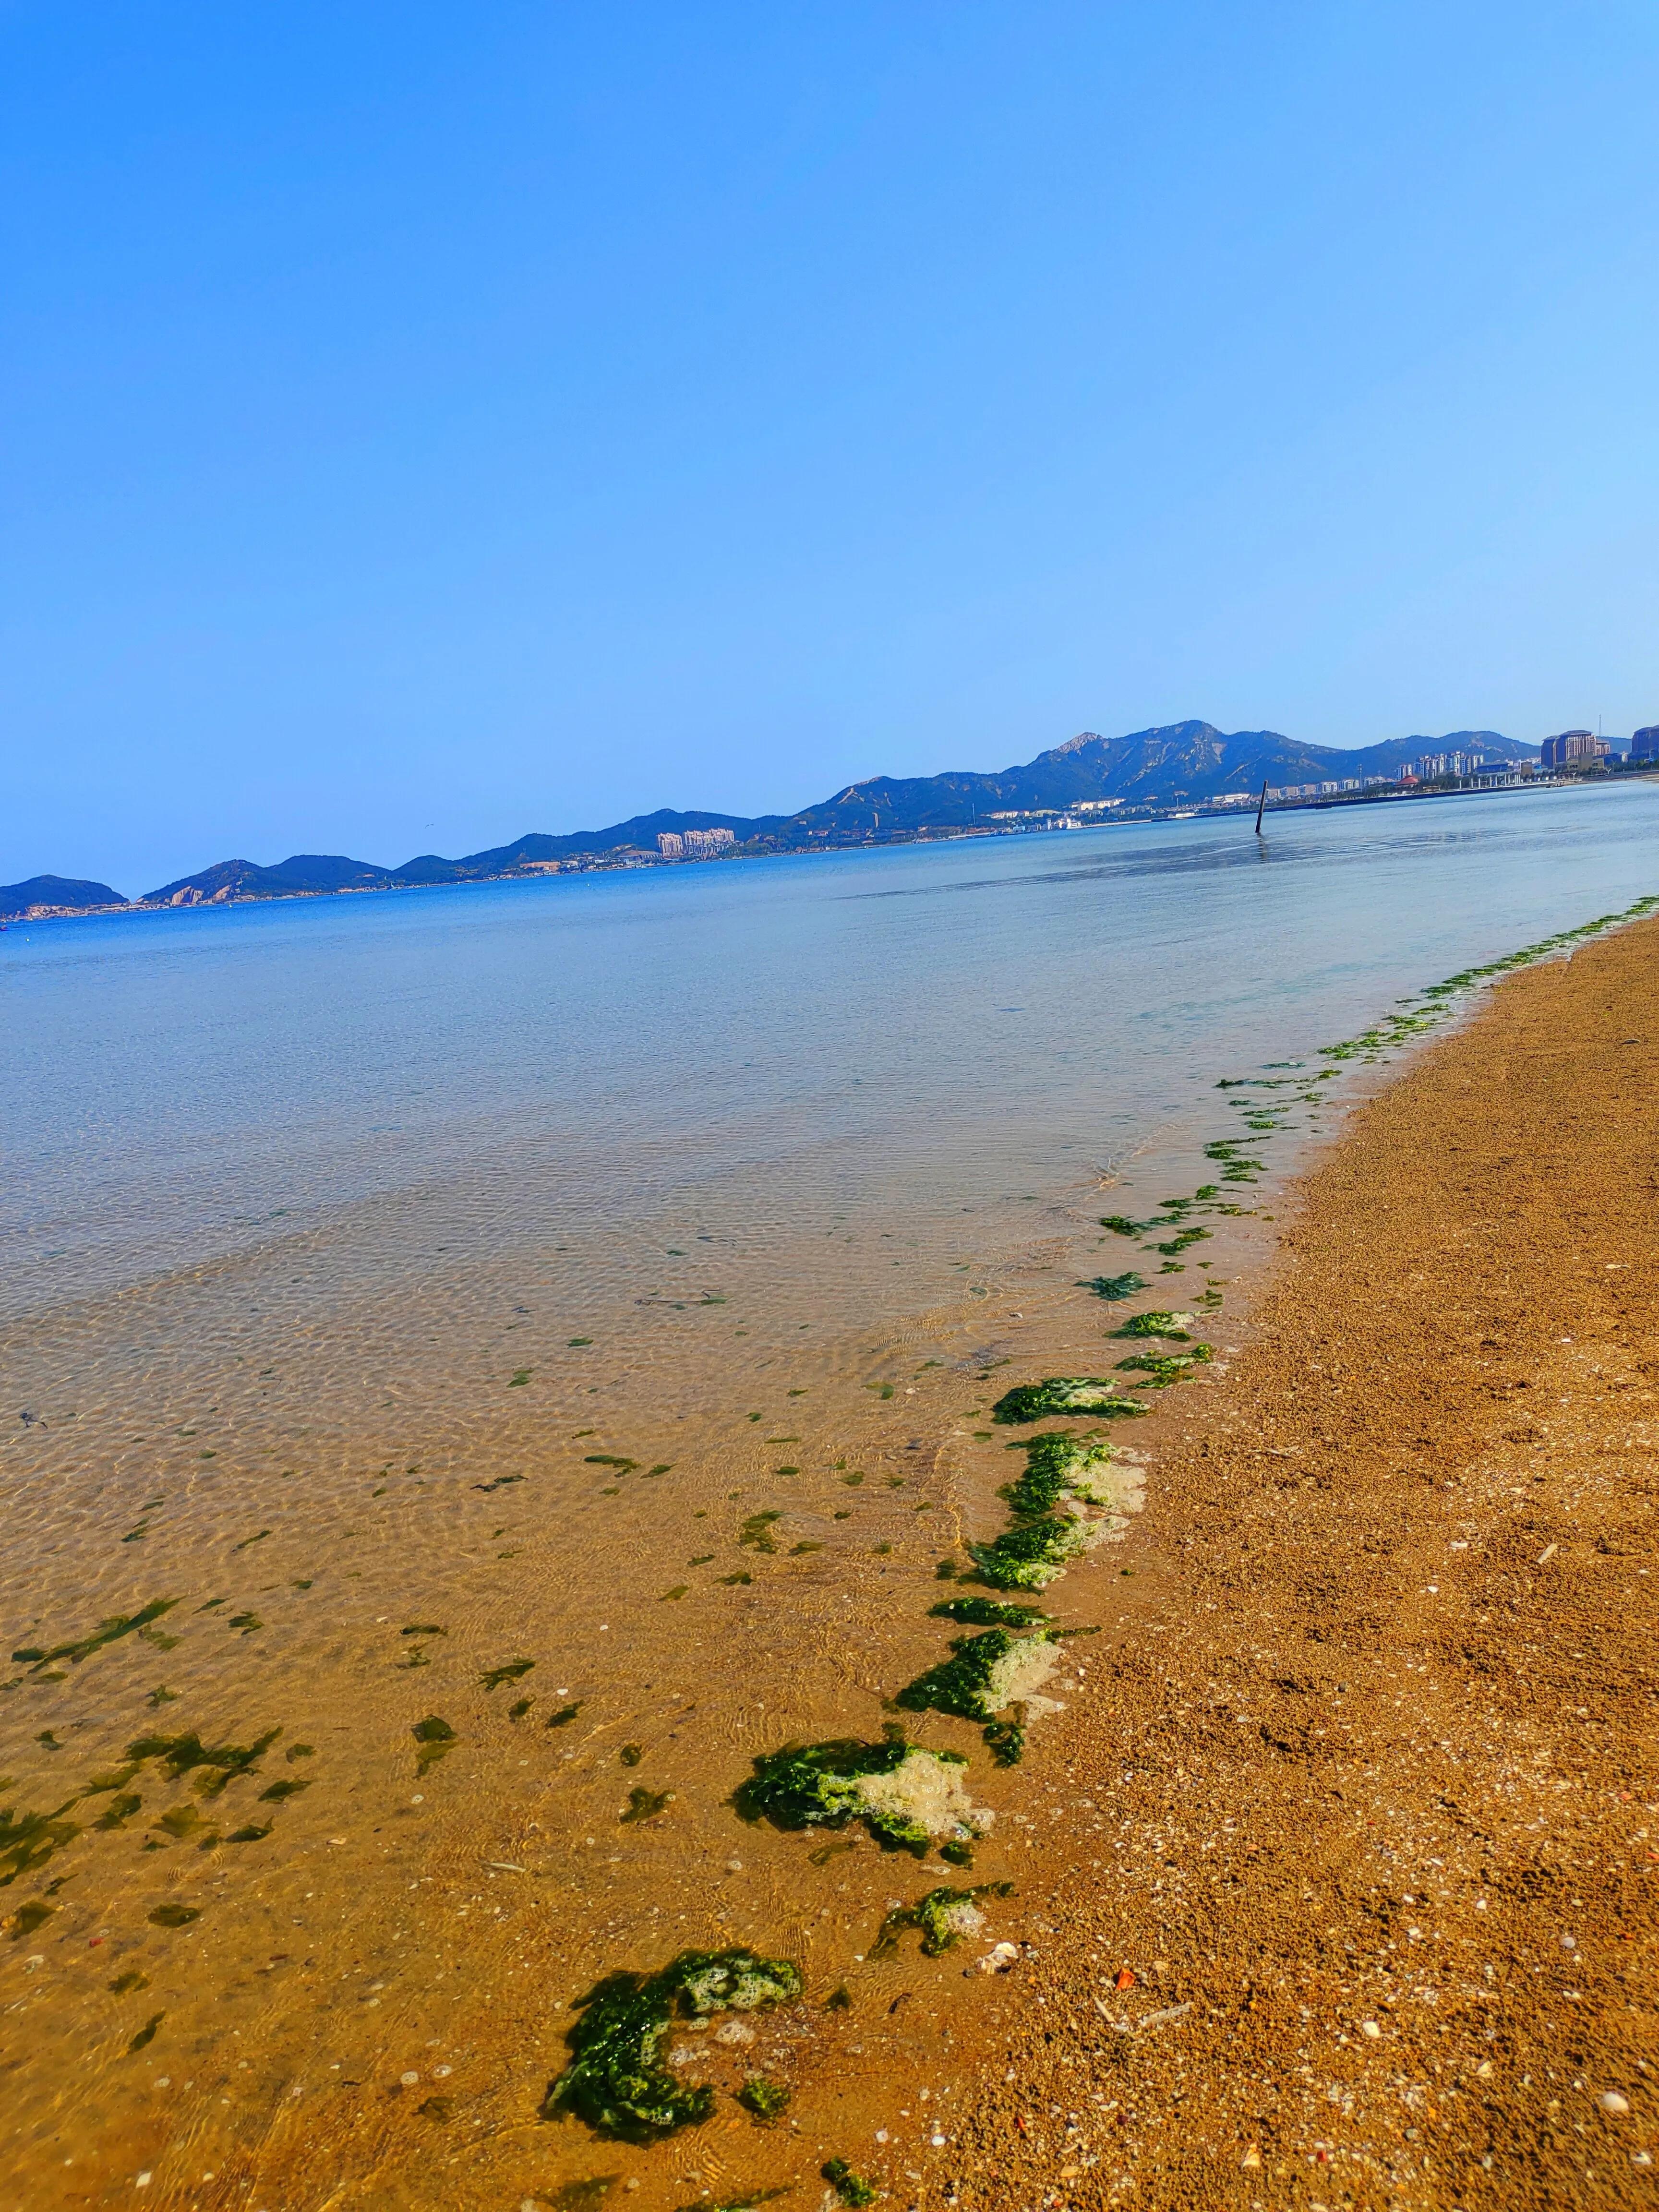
945, 915, 1659, 2208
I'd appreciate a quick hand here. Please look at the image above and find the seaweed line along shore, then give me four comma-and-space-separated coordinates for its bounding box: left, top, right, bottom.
5, 888, 1656, 2208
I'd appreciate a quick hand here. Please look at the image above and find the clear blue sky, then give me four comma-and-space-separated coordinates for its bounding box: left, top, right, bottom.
4, 2, 1657, 892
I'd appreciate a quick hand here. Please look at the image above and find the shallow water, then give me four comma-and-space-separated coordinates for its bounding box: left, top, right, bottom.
2, 779, 1655, 2207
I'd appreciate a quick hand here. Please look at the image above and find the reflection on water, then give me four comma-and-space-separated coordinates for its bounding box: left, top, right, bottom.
1, 779, 1652, 2206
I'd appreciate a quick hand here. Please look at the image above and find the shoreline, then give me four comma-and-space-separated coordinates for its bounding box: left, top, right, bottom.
4, 898, 1655, 2208
949, 911, 1659, 2209
6, 775, 1646, 929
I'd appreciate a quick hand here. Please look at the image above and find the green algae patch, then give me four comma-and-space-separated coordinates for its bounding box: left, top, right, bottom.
1116, 1347, 1211, 1388
481, 1658, 535, 1690
1153, 1226, 1211, 1255
735, 1732, 988, 1856
94, 1792, 143, 1831
1001, 1432, 1116, 1516
1112, 1310, 1193, 1339
108, 1969, 148, 1994
966, 1515, 1095, 1591
873, 1881, 1014, 1959
737, 1510, 782, 1553
148, 1901, 199, 1928
154, 1804, 207, 1840
928, 1596, 1047, 1629
547, 1703, 583, 1729
544, 1948, 803, 2141
621, 1787, 673, 1825
8, 1897, 55, 1938
1080, 1271, 1146, 1301
12, 1598, 179, 1673
738, 2075, 791, 2121
127, 2012, 164, 2053
126, 1728, 281, 1797
822, 2158, 877, 2208
991, 1378, 1147, 1424
620, 1744, 644, 1767
894, 1630, 1060, 1764
411, 1716, 456, 1774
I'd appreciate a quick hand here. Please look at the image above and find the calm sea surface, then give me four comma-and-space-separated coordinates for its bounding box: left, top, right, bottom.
2, 776, 1655, 2209
7, 778, 1659, 1320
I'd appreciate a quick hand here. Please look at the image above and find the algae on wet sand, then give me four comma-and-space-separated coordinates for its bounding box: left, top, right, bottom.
735, 1731, 990, 1855
991, 1378, 1148, 1424
544, 1947, 803, 2140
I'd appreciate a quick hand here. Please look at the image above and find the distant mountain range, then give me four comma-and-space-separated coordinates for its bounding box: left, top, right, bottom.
0, 720, 1543, 919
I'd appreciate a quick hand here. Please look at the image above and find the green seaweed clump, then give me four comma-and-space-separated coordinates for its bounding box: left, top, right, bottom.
738, 2075, 791, 2120
13, 1598, 180, 1673
873, 1881, 1013, 1958
966, 1515, 1093, 1590
481, 1658, 535, 1690
125, 1728, 281, 1797
894, 1630, 1058, 1760
411, 1716, 457, 1773
822, 2157, 878, 2208
544, 1948, 803, 2140
621, 1787, 672, 1824
1111, 1309, 1192, 1339
1153, 1226, 1210, 1255
0, 1801, 81, 1886
927, 1595, 1047, 1628
734, 1731, 979, 1855
1116, 1346, 1212, 1388
991, 1378, 1146, 1425
1079, 1271, 1146, 1300
1001, 1431, 1115, 1515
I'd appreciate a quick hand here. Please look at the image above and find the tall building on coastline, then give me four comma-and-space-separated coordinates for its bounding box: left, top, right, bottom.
1539, 730, 1609, 771
1631, 725, 1659, 763
657, 827, 736, 858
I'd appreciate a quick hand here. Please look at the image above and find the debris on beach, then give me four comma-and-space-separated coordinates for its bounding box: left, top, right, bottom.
543, 1947, 803, 2139
736, 1731, 991, 1855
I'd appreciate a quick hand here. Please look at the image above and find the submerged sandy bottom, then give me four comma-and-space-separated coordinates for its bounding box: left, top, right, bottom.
0, 1056, 1324, 2210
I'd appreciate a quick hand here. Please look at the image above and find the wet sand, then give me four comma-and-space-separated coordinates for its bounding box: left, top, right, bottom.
950, 914, 1659, 2208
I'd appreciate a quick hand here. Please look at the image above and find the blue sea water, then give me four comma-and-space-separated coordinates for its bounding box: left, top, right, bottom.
5, 777, 1657, 1326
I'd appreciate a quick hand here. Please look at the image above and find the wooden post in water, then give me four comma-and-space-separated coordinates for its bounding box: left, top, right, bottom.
1254, 779, 1268, 835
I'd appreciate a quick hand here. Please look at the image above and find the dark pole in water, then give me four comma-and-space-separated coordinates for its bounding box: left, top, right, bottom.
1254, 779, 1268, 835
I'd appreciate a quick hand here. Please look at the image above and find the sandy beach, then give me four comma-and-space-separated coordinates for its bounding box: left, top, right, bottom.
948, 914, 1659, 2208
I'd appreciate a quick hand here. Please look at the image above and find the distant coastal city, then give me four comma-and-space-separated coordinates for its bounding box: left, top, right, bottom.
4, 717, 1654, 923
